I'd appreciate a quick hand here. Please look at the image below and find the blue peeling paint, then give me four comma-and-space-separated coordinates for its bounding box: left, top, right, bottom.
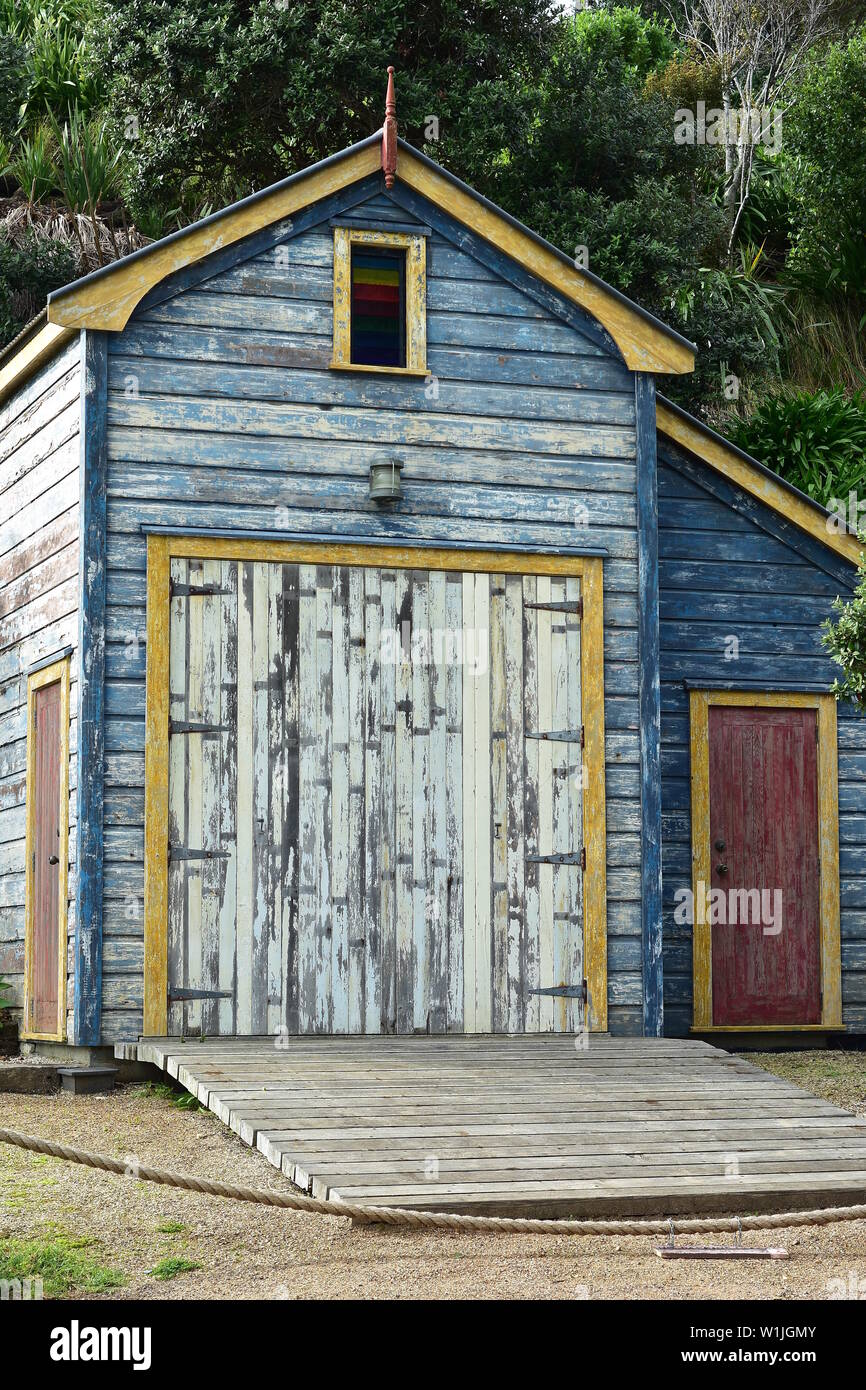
636, 373, 663, 1037
73, 329, 107, 1045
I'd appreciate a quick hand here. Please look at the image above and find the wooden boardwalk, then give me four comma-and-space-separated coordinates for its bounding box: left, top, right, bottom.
122, 1036, 866, 1217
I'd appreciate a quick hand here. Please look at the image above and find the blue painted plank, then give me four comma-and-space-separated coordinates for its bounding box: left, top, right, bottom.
73, 330, 107, 1046
636, 374, 663, 1037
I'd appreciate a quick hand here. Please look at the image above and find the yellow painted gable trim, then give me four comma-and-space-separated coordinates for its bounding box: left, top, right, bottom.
657, 400, 864, 570
47, 143, 382, 334
397, 149, 694, 376
35, 136, 692, 377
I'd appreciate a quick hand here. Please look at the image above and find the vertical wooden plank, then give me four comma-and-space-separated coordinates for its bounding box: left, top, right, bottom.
445, 574, 463, 1031
199, 557, 222, 1037
297, 564, 318, 1033
185, 560, 205, 1036
166, 557, 187, 1036
566, 575, 584, 1033
473, 572, 492, 1033
504, 574, 525, 1035
489, 574, 508, 1031
267, 561, 285, 1036
461, 572, 477, 1032
74, 329, 106, 1045
143, 539, 173, 1034
522, 576, 540, 1033
282, 563, 300, 1035
331, 566, 350, 1034
394, 569, 414, 1034
347, 566, 365, 1032
218, 560, 238, 1035
550, 576, 570, 1033
411, 570, 430, 1032
636, 372, 664, 1037
580, 557, 607, 1033
428, 570, 448, 1033
535, 575, 554, 1032
250, 562, 270, 1033
235, 561, 254, 1035
314, 566, 333, 1032
817, 695, 841, 1028
379, 571, 397, 1033
363, 567, 382, 1035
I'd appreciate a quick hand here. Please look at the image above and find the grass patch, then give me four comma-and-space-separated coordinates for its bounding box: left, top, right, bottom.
134, 1081, 203, 1111
0, 1233, 123, 1296
746, 1050, 866, 1113
149, 1256, 201, 1281
156, 1221, 186, 1234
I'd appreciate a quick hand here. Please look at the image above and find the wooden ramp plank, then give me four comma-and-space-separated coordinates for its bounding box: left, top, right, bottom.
123, 1035, 866, 1219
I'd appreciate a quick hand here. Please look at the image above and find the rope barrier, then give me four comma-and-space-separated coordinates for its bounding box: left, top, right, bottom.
2, 1126, 866, 1235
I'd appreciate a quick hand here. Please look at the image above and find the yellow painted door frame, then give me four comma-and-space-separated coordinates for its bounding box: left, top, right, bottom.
689, 688, 842, 1032
143, 535, 609, 1036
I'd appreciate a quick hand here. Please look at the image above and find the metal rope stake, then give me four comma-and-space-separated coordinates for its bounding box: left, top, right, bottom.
2, 1128, 866, 1238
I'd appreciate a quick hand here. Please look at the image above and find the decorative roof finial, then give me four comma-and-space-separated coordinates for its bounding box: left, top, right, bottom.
382, 66, 398, 189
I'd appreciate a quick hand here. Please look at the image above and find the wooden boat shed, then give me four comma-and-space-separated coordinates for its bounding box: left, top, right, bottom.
1, 78, 864, 1058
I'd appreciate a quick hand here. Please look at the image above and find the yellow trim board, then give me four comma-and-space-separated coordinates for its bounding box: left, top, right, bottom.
22, 656, 70, 1042
331, 226, 427, 374
0, 322, 75, 405
36, 138, 692, 376
657, 400, 863, 569
49, 144, 381, 334
689, 689, 841, 1033
143, 536, 608, 1035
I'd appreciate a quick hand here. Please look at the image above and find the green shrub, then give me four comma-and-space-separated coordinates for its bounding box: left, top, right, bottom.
823, 559, 866, 712
729, 388, 866, 509
0, 228, 77, 347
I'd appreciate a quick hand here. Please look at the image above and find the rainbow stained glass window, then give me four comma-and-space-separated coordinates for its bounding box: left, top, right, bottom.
350, 247, 406, 368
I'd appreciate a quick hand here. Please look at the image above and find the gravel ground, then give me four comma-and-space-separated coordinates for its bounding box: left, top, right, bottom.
747, 1049, 866, 1116
2, 1059, 866, 1301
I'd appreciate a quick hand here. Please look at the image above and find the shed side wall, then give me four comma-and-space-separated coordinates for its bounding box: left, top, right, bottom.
658, 441, 865, 1033
0, 337, 81, 1039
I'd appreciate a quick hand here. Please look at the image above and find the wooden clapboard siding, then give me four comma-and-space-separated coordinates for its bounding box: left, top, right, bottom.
0, 338, 80, 1037
658, 440, 865, 1034
162, 553, 594, 1035
106, 184, 638, 1040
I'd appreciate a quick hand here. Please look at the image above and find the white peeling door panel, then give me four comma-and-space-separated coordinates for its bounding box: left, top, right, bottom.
167, 558, 583, 1035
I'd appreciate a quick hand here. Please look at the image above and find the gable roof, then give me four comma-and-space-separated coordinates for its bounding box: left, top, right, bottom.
34, 133, 694, 375
657, 395, 863, 570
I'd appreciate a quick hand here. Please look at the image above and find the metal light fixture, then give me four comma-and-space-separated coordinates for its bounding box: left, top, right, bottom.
369, 452, 403, 504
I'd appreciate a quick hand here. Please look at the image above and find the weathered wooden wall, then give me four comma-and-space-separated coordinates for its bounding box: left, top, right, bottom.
658, 439, 866, 1033
99, 183, 643, 1041
0, 338, 80, 1035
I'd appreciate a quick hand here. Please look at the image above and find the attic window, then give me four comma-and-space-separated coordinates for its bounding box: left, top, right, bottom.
331, 227, 427, 375
351, 247, 405, 367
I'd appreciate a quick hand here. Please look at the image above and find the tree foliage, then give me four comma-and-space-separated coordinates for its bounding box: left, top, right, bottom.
784, 24, 866, 296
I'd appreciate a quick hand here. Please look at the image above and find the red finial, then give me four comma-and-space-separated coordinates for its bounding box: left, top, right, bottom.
382, 66, 397, 189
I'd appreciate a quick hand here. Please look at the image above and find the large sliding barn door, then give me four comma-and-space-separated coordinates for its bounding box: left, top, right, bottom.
166, 558, 583, 1036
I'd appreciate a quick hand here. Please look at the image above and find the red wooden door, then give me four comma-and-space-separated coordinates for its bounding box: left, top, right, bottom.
30, 680, 62, 1035
708, 705, 821, 1026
